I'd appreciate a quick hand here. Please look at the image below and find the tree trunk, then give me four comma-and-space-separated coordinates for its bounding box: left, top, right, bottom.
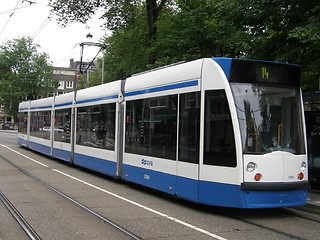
146, 0, 167, 64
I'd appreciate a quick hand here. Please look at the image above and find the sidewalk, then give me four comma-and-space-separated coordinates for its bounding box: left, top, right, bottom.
0, 129, 17, 134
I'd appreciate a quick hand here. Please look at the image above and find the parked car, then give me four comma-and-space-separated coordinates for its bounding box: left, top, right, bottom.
40, 126, 64, 132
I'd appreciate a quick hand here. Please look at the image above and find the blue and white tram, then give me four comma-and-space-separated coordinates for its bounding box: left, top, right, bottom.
74, 81, 122, 177
18, 58, 308, 208
52, 92, 74, 162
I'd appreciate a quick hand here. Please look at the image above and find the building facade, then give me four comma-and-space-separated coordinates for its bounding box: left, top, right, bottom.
52, 67, 76, 95
52, 58, 96, 95
0, 59, 96, 128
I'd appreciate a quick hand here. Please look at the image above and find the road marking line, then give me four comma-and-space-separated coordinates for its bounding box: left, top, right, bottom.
53, 169, 228, 240
0, 144, 48, 167
2, 144, 228, 240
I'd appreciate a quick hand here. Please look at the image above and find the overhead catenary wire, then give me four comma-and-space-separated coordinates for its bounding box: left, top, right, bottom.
0, 0, 55, 40
0, 0, 36, 38
0, 0, 22, 36
31, 13, 54, 40
0, 4, 30, 15
31, 1, 69, 40
54, 50, 80, 66
1, 1, 105, 69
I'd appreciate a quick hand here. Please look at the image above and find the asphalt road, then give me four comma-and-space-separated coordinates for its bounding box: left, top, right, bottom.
0, 131, 320, 240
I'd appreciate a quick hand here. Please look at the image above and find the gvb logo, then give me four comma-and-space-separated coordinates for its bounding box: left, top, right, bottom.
141, 159, 153, 166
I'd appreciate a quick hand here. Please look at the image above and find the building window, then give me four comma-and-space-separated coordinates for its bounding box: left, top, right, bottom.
58, 81, 64, 89
66, 81, 73, 88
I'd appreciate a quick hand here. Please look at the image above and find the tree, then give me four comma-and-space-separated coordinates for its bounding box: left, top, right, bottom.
0, 37, 56, 116
49, 0, 169, 64
223, 0, 320, 91
49, 0, 320, 91
101, 12, 150, 82
49, 0, 168, 40
153, 0, 249, 65
94, 0, 248, 82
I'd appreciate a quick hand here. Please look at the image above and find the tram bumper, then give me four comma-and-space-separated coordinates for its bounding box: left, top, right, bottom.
241, 181, 309, 208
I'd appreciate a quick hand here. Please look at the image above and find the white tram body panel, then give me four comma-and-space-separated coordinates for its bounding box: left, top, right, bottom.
17, 58, 308, 208
74, 81, 122, 177
123, 60, 202, 197
199, 58, 243, 185
76, 80, 121, 107
243, 153, 307, 183
124, 59, 202, 101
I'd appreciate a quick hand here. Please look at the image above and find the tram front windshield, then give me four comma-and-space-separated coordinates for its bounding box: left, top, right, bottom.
231, 84, 305, 155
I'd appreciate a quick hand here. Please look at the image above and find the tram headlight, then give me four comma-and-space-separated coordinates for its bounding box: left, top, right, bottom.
301, 162, 307, 172
246, 162, 256, 172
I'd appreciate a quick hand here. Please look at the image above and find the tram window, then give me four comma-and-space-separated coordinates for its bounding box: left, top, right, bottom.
204, 90, 236, 167
76, 103, 116, 151
231, 84, 305, 155
18, 112, 28, 134
30, 111, 51, 139
54, 109, 71, 143
125, 95, 178, 160
178, 92, 201, 164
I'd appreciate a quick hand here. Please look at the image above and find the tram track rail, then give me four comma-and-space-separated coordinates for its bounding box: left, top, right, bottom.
219, 205, 320, 240
0, 154, 142, 240
283, 206, 320, 224
238, 219, 307, 240
1, 142, 320, 240
232, 215, 307, 240
0, 190, 41, 240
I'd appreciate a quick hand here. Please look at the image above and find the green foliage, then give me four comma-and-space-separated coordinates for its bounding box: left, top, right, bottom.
0, 37, 55, 116
88, 7, 151, 82
153, 0, 248, 65
99, 0, 249, 78
50, 0, 320, 91
224, 0, 320, 91
49, 0, 102, 26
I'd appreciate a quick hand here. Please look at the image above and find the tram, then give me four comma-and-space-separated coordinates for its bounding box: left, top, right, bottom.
18, 58, 308, 208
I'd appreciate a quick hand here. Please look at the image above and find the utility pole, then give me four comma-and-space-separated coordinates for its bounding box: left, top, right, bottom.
79, 42, 106, 88
101, 50, 105, 84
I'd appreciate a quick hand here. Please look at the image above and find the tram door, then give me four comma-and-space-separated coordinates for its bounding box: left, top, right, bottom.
198, 90, 238, 206
176, 92, 201, 202
52, 108, 73, 162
